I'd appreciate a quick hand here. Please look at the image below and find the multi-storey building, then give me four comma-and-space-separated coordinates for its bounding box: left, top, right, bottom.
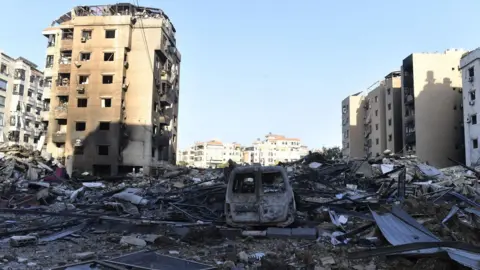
42, 4, 181, 175
341, 92, 365, 158
460, 48, 480, 166
177, 146, 195, 165
364, 82, 386, 157
384, 71, 403, 153
243, 133, 308, 165
191, 140, 243, 168
0, 50, 44, 147
402, 49, 465, 167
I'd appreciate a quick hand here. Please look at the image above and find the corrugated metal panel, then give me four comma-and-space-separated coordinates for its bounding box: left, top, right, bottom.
372, 208, 480, 269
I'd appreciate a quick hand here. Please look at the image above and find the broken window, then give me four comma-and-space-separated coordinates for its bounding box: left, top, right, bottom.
473, 139, 478, 149
232, 173, 256, 193
75, 122, 86, 131
469, 67, 475, 78
46, 55, 54, 68
102, 75, 113, 84
59, 50, 72, 65
97, 145, 109, 155
262, 172, 285, 193
62, 29, 74, 40
105, 30, 116, 39
104, 52, 115, 61
80, 52, 91, 61
79, 75, 89, 84
74, 146, 84, 155
57, 119, 67, 133
101, 98, 112, 108
470, 90, 476, 101
387, 88, 391, 95
58, 96, 69, 104
99, 122, 110, 130
27, 90, 33, 97
13, 84, 24, 95
14, 69, 25, 80
77, 98, 88, 107
57, 73, 70, 86
472, 114, 477, 125
81, 30, 92, 40
47, 34, 55, 47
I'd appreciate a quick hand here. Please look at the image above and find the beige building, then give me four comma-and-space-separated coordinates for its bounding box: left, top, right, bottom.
243, 133, 308, 165
42, 4, 181, 175
402, 49, 465, 167
341, 92, 365, 157
0, 51, 44, 147
384, 71, 403, 153
189, 140, 243, 168
364, 82, 386, 157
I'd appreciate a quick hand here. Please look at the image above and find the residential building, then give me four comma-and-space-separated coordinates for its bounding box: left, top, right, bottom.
364, 82, 386, 157
42, 4, 181, 175
0, 50, 44, 147
460, 48, 480, 166
191, 140, 243, 168
177, 146, 195, 165
384, 71, 403, 153
243, 133, 308, 165
402, 49, 465, 167
341, 92, 365, 158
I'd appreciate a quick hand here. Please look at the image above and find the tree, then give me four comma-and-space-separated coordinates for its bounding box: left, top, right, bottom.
322, 146, 342, 160
217, 162, 229, 168
177, 161, 189, 167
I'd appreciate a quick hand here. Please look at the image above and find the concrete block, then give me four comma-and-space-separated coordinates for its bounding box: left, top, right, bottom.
266, 227, 291, 238
291, 228, 317, 239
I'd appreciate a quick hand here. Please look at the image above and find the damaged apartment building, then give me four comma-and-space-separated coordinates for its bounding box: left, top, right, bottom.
342, 49, 466, 168
0, 51, 45, 148
42, 4, 181, 175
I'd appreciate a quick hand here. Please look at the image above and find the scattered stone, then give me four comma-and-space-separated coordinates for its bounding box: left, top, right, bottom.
74, 252, 95, 261
27, 262, 37, 267
237, 251, 249, 263
320, 256, 335, 266
120, 235, 147, 247
17, 257, 28, 263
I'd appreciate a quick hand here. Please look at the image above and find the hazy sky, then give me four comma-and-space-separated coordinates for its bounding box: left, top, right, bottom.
2, 0, 480, 149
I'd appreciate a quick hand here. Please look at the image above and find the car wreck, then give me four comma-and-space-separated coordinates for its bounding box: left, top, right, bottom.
225, 165, 296, 227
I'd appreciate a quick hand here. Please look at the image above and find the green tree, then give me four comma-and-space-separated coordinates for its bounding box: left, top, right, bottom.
322, 146, 342, 160
177, 161, 189, 167
217, 162, 229, 168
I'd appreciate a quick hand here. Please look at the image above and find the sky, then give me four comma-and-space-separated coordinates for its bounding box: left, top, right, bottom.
2, 0, 480, 150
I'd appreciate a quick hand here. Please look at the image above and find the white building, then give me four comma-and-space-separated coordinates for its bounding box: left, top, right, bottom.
243, 133, 308, 165
460, 49, 480, 166
0, 50, 45, 148
178, 140, 243, 168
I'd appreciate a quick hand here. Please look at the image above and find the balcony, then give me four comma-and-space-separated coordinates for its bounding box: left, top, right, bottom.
52, 132, 66, 143
160, 91, 174, 106
53, 106, 68, 119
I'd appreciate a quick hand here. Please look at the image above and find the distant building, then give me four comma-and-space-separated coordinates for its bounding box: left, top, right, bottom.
243, 133, 308, 165
178, 140, 243, 168
402, 49, 465, 167
0, 50, 44, 148
341, 92, 365, 158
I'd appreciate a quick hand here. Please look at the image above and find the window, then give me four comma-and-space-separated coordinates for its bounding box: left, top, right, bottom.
105, 30, 116, 39
388, 118, 392, 126
61, 29, 74, 40
74, 146, 84, 155
387, 88, 391, 95
0, 79, 6, 91
23, 134, 29, 143
75, 122, 86, 131
104, 52, 114, 61
376, 138, 379, 145
99, 122, 110, 130
473, 139, 478, 149
27, 90, 33, 97
79, 75, 89, 84
46, 55, 54, 68
151, 148, 155, 158
80, 52, 91, 61
388, 103, 391, 110
102, 75, 113, 84
26, 105, 32, 113
0, 64, 6, 74
469, 67, 475, 78
470, 90, 476, 101
0, 96, 4, 108
101, 98, 112, 108
233, 172, 256, 193
81, 30, 92, 40
375, 110, 378, 116
375, 96, 378, 102
472, 114, 477, 125
375, 124, 378, 130
388, 134, 392, 142
0, 112, 4, 126
77, 98, 88, 107
98, 145, 109, 155
37, 93, 42, 101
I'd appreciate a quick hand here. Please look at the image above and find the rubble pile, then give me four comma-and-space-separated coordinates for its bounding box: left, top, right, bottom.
0, 146, 477, 269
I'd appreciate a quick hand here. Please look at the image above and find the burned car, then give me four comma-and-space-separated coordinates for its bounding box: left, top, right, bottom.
225, 166, 296, 227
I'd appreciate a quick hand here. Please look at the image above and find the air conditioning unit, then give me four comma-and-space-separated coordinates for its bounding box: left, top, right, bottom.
76, 86, 85, 93
81, 37, 87, 43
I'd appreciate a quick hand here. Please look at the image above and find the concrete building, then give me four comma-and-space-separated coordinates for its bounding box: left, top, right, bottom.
191, 140, 243, 168
0, 51, 44, 147
460, 48, 480, 166
243, 133, 308, 165
402, 49, 466, 167
341, 92, 365, 158
42, 4, 181, 175
177, 146, 195, 165
364, 82, 386, 157
384, 71, 403, 153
